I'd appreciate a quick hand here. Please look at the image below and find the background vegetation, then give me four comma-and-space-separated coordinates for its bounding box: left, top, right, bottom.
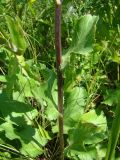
0, 0, 120, 159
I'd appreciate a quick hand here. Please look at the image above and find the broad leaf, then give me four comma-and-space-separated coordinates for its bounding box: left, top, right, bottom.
62, 15, 98, 69
65, 147, 97, 160
64, 87, 87, 132
66, 109, 107, 160
52, 86, 87, 133
5, 16, 27, 55
102, 87, 120, 106
0, 95, 49, 157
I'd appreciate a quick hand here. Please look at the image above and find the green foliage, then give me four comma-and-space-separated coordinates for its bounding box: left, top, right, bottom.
105, 101, 120, 160
65, 110, 107, 160
0, 94, 50, 158
0, 0, 120, 159
62, 14, 98, 69
5, 16, 27, 55
103, 86, 120, 160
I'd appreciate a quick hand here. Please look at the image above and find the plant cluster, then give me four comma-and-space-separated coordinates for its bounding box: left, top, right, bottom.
0, 0, 120, 160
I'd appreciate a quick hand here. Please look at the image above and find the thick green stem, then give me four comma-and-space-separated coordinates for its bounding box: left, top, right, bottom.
55, 1, 64, 160
105, 101, 120, 160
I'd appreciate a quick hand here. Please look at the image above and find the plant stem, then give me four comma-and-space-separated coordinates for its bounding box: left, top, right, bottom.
55, 1, 64, 160
105, 101, 120, 160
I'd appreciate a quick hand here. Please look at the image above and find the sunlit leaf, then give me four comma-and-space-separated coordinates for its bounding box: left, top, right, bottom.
66, 109, 107, 160
5, 16, 27, 55
0, 95, 49, 157
62, 15, 98, 69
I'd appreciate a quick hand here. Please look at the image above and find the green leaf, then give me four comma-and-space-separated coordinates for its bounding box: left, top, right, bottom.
80, 110, 107, 131
0, 95, 49, 157
79, 110, 107, 145
15, 63, 58, 120
62, 14, 99, 69
0, 100, 37, 125
66, 110, 107, 159
68, 15, 98, 54
65, 147, 97, 160
0, 151, 11, 160
5, 16, 27, 55
64, 87, 87, 132
102, 87, 120, 106
31, 70, 59, 121
112, 51, 120, 64
53, 86, 87, 133
0, 76, 7, 82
